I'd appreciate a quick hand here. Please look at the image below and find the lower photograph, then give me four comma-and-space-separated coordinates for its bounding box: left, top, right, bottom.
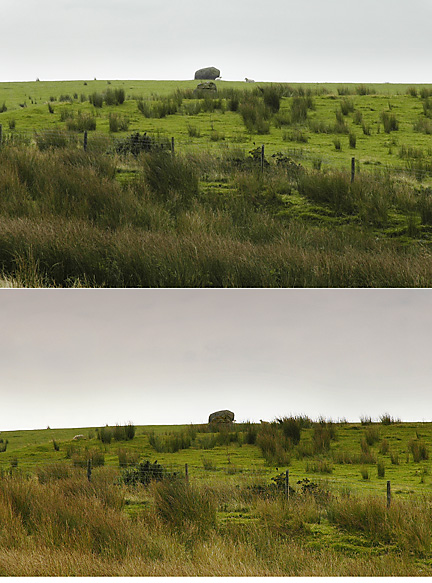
0, 288, 430, 576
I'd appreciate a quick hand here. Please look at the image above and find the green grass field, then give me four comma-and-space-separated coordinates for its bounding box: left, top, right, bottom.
1, 80, 432, 287
1, 418, 432, 575
2, 418, 432, 496
1, 79, 432, 173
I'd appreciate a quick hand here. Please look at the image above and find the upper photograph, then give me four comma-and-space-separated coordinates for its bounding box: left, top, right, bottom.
1, 0, 431, 288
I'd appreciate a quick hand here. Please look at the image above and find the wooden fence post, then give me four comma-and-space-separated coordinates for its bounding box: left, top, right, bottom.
285, 469, 289, 500
87, 459, 92, 482
387, 480, 391, 508
83, 130, 88, 152
0, 124, 3, 147
171, 136, 175, 157
351, 157, 355, 182
261, 144, 265, 173
185, 463, 189, 484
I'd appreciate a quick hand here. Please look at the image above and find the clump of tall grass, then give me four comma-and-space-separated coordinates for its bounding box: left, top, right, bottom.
408, 439, 429, 462
290, 95, 314, 123
101, 423, 137, 442
186, 124, 201, 138
108, 113, 129, 132
89, 92, 103, 108
117, 448, 139, 467
418, 110, 432, 136
239, 97, 271, 134
104, 87, 125, 106
65, 112, 97, 132
256, 423, 291, 465
275, 416, 303, 445
305, 459, 333, 474
333, 110, 349, 134
360, 467, 369, 480
297, 171, 355, 214
327, 494, 432, 556
390, 451, 400, 465
312, 420, 337, 454
340, 98, 355, 115
152, 479, 217, 534
148, 430, 192, 453
142, 151, 199, 209
381, 112, 399, 133
364, 426, 380, 446
72, 447, 105, 468
242, 422, 258, 445
261, 85, 282, 113
362, 122, 372, 135
377, 460, 385, 478
353, 110, 363, 125
36, 463, 71, 483
379, 413, 397, 425
332, 450, 361, 464
283, 129, 308, 143
356, 84, 372, 95
34, 130, 74, 150
379, 438, 389, 455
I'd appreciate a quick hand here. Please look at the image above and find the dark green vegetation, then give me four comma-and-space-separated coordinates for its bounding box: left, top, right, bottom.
1, 417, 432, 575
1, 80, 432, 286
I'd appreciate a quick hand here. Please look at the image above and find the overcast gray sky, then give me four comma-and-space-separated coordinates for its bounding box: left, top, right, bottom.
0, 289, 431, 431
2, 0, 431, 83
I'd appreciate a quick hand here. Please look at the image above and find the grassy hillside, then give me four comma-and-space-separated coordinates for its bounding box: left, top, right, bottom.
2, 418, 432, 497
1, 418, 432, 576
1, 79, 432, 172
1, 80, 432, 287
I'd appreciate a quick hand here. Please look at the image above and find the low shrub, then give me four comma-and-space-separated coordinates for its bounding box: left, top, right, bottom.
122, 459, 169, 486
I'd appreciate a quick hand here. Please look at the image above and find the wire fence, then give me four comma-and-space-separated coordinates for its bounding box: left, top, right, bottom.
0, 124, 430, 180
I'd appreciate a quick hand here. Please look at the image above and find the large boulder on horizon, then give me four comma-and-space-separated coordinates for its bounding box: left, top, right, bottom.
208, 410, 235, 424
194, 67, 221, 80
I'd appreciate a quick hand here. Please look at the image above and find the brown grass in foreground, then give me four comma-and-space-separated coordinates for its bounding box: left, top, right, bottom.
0, 467, 431, 576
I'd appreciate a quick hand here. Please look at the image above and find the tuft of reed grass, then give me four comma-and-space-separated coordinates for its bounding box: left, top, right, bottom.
151, 479, 217, 534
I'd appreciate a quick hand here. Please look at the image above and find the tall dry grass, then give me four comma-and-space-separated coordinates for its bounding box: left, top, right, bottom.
0, 143, 431, 287
0, 466, 429, 576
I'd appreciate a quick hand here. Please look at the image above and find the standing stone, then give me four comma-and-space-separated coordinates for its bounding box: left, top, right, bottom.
194, 67, 221, 80
208, 410, 235, 424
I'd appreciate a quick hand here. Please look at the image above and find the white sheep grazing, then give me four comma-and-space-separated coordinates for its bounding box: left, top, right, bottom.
245, 78, 255, 83
72, 434, 85, 440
